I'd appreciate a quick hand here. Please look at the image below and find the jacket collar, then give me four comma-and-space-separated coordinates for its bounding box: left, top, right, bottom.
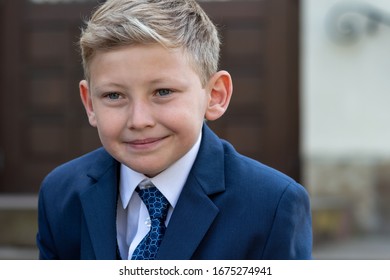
157, 124, 225, 259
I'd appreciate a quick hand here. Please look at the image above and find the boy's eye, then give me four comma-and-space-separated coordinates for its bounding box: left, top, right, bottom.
106, 92, 121, 100
156, 89, 172, 97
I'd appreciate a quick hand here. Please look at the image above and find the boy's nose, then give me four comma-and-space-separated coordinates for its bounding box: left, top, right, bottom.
127, 100, 155, 129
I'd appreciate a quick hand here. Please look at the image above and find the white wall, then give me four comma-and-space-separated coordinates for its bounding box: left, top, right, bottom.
302, 0, 390, 234
302, 0, 390, 159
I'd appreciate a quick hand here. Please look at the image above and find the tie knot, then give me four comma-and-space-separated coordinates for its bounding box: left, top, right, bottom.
136, 181, 170, 221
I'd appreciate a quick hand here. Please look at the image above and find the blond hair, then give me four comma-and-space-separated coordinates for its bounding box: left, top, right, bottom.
79, 0, 220, 86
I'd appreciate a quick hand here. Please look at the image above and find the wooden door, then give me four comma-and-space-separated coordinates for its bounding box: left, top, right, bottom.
0, 0, 300, 193
0, 1, 101, 193
204, 0, 301, 181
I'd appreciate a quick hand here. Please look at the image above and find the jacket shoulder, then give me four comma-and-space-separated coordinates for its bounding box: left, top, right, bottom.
40, 147, 115, 193
221, 139, 306, 195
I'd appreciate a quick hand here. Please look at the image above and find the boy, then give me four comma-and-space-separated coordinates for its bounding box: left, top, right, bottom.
36, 0, 312, 260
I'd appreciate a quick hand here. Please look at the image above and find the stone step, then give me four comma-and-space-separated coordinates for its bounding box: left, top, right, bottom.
0, 195, 38, 250
0, 246, 38, 260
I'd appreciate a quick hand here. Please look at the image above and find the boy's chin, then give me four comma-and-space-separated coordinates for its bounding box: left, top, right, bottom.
129, 165, 165, 178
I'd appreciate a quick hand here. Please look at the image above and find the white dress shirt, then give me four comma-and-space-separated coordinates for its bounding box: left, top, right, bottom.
116, 132, 202, 260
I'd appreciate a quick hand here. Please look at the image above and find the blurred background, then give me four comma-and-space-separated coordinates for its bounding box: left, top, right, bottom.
1, 0, 390, 259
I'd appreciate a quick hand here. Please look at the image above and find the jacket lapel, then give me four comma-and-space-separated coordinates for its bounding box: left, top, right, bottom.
79, 149, 119, 259
157, 125, 225, 259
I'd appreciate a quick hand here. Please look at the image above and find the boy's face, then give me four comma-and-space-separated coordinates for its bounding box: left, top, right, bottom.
80, 44, 215, 177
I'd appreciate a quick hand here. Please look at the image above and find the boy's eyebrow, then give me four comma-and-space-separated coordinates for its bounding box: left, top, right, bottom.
90, 77, 188, 93
148, 76, 187, 85
91, 82, 127, 93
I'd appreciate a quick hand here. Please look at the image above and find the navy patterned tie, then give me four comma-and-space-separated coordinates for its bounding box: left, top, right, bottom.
131, 180, 170, 260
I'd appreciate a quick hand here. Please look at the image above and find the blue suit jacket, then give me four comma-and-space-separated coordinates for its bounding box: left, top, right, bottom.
37, 124, 312, 259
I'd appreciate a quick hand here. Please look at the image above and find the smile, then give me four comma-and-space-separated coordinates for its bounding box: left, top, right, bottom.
126, 136, 168, 150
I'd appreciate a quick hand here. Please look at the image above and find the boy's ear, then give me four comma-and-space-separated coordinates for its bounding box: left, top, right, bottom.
205, 70, 233, 121
79, 80, 97, 127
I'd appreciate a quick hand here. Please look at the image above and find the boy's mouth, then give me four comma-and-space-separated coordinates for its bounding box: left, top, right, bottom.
129, 138, 162, 145
126, 136, 169, 149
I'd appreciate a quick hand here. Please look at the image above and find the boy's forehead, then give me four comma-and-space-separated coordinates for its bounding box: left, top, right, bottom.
89, 44, 188, 64
87, 44, 203, 83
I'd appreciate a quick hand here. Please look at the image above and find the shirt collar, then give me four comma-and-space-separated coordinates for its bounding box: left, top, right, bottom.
119, 131, 202, 209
